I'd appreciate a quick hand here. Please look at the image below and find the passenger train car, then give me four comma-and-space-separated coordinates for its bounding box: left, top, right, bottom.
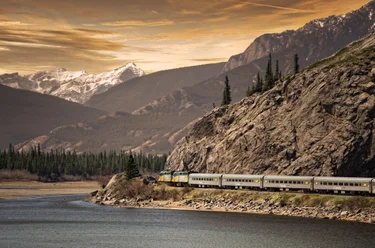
158, 171, 375, 195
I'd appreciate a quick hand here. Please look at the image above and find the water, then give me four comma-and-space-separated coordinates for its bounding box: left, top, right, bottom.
0, 195, 374, 248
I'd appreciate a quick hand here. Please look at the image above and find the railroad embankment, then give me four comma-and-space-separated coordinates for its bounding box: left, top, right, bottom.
87, 174, 375, 224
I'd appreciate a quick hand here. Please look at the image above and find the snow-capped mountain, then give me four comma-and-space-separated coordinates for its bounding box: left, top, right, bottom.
223, 0, 375, 73
0, 63, 145, 103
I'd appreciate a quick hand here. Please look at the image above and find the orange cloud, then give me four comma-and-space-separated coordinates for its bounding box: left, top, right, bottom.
102, 20, 175, 27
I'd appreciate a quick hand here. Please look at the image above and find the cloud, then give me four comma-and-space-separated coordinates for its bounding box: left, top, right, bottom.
204, 16, 230, 23
102, 19, 175, 27
0, 20, 35, 26
179, 9, 201, 15
191, 57, 227, 62
245, 2, 314, 13
0, 27, 125, 51
74, 28, 114, 34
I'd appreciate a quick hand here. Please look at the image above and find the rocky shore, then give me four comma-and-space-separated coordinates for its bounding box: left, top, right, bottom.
87, 176, 375, 224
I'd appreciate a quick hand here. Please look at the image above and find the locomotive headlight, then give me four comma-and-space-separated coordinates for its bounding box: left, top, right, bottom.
364, 184, 367, 187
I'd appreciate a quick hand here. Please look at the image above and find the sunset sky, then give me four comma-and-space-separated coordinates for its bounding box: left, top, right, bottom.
0, 0, 370, 75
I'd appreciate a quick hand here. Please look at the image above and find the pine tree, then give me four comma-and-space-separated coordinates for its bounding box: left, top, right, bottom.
294, 53, 299, 74
125, 151, 139, 180
275, 60, 279, 81
221, 75, 231, 106
255, 71, 262, 92
263, 53, 274, 92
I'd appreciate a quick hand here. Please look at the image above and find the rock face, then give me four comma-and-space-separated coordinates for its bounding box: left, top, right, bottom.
0, 63, 145, 103
167, 34, 375, 177
223, 0, 375, 73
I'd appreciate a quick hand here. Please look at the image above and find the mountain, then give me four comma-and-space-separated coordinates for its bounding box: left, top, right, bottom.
128, 0, 375, 147
16, 111, 199, 155
0, 85, 105, 149
223, 0, 375, 73
0, 63, 145, 104
166, 33, 375, 177
14, 63, 226, 154
85, 63, 225, 113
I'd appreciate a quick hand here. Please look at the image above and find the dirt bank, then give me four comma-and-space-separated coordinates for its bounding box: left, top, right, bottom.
0, 181, 100, 199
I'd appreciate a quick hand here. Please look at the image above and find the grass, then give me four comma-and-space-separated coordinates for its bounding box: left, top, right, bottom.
105, 178, 375, 211
305, 37, 368, 71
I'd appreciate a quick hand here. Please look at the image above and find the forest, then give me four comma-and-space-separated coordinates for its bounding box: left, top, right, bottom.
0, 143, 166, 181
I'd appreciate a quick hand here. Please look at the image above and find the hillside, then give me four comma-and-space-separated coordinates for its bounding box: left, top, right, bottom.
0, 85, 105, 149
223, 0, 375, 73
0, 63, 145, 104
131, 1, 375, 135
166, 33, 375, 177
85, 63, 225, 113
16, 111, 199, 154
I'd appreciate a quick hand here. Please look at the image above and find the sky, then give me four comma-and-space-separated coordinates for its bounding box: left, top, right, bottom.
0, 0, 370, 75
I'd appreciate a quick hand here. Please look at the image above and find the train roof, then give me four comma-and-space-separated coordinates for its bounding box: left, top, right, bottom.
264, 175, 314, 180
189, 173, 221, 177
314, 177, 373, 182
222, 174, 264, 178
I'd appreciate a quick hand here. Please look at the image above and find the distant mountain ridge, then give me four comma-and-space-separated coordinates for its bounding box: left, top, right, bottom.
223, 0, 375, 73
85, 62, 225, 113
0, 63, 145, 103
0, 85, 105, 149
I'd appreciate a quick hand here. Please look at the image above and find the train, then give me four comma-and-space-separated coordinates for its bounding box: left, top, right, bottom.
158, 171, 375, 195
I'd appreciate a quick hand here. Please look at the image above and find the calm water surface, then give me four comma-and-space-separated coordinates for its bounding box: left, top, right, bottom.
0, 194, 374, 248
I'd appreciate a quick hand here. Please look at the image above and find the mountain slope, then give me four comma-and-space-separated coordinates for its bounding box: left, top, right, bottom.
0, 85, 105, 148
131, 1, 375, 143
85, 63, 225, 113
224, 0, 375, 73
0, 63, 145, 104
166, 33, 375, 177
16, 111, 199, 155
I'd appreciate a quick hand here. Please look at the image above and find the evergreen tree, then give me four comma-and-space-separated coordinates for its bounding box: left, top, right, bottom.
263, 53, 275, 92
294, 53, 299, 74
256, 71, 262, 92
221, 75, 231, 106
125, 151, 139, 180
275, 60, 279, 81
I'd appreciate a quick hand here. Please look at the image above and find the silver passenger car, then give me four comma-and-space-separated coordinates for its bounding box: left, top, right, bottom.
222, 174, 264, 189
188, 173, 222, 188
263, 176, 314, 191
314, 177, 373, 194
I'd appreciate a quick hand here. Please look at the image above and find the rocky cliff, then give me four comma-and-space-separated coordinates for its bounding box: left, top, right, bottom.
167, 34, 375, 177
223, 0, 375, 73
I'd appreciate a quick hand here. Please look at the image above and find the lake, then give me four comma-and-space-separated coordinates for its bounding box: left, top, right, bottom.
0, 194, 374, 248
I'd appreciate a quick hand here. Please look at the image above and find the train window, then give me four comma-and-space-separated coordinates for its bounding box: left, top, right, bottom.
339, 183, 343, 186
276, 181, 279, 183
328, 182, 332, 185
323, 182, 327, 185
344, 183, 348, 186
349, 183, 353, 186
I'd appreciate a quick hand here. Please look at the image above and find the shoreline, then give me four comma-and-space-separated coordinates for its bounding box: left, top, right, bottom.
87, 187, 375, 224
0, 181, 100, 199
